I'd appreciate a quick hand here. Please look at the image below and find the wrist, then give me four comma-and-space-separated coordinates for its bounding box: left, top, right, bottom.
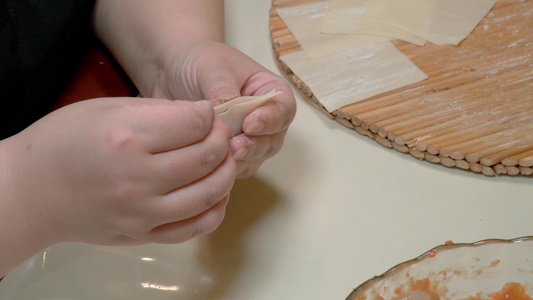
92, 0, 225, 99
0, 136, 55, 276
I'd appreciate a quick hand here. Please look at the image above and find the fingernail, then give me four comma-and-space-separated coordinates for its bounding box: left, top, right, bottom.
245, 120, 265, 134
233, 147, 248, 160
215, 93, 239, 104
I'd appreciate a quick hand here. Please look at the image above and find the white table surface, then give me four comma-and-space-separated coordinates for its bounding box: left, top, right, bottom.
0, 1, 531, 299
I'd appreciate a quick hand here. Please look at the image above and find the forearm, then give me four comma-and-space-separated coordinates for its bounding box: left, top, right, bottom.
92, 0, 225, 97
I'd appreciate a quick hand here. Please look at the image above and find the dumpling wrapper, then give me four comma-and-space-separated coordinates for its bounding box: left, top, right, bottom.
277, 1, 390, 58
215, 90, 281, 136
279, 42, 427, 112
361, 0, 497, 46
320, 0, 426, 46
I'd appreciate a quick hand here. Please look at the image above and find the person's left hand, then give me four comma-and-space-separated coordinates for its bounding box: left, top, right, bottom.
147, 40, 297, 178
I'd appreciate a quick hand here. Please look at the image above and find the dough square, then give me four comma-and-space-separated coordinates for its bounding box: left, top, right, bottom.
360, 0, 497, 46
277, 1, 390, 58
279, 42, 428, 112
321, 0, 426, 46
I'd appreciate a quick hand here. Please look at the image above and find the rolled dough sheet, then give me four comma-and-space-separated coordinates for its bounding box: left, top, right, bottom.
321, 0, 426, 46
361, 0, 497, 46
276, 1, 390, 58
279, 42, 428, 112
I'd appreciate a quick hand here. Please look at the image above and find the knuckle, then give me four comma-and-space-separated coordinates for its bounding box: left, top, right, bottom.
203, 149, 220, 172
106, 126, 137, 151
276, 98, 296, 130
189, 223, 205, 240
201, 133, 230, 173
265, 140, 282, 159
108, 217, 152, 241
196, 208, 226, 238
188, 102, 213, 138
201, 145, 227, 174
203, 188, 222, 208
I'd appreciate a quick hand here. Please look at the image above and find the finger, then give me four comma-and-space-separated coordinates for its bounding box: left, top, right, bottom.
236, 161, 263, 179
125, 99, 215, 153
197, 46, 255, 100
150, 151, 236, 227
241, 76, 297, 136
230, 131, 288, 162
149, 194, 230, 244
148, 118, 231, 193
229, 132, 287, 179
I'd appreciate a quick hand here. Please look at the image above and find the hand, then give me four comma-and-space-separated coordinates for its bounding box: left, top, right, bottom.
149, 40, 297, 178
92, 0, 296, 179
4, 97, 236, 248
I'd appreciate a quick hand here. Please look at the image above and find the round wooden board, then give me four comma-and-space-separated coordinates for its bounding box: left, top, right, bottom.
270, 0, 533, 177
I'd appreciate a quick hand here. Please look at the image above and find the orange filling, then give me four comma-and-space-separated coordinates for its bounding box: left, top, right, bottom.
470, 282, 531, 300
391, 278, 440, 300
390, 279, 530, 300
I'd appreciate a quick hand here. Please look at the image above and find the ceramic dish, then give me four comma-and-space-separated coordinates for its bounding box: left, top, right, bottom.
346, 236, 533, 300
0, 241, 217, 299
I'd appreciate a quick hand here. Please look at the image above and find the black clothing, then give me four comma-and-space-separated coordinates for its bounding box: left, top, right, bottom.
0, 0, 93, 139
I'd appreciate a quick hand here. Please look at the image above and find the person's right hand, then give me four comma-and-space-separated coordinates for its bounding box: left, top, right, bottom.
3, 97, 236, 249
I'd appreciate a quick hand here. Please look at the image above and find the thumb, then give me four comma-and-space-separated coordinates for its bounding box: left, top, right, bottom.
198, 64, 242, 103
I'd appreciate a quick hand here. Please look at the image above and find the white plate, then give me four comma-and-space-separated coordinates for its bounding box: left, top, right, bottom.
346, 236, 533, 299
0, 240, 218, 299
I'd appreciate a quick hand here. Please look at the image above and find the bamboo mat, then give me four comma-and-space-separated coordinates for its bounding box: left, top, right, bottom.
270, 0, 533, 177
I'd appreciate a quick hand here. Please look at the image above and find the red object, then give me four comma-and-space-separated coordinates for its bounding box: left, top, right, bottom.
51, 38, 138, 110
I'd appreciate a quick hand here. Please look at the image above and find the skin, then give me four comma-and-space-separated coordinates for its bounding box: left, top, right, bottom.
0, 0, 296, 277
